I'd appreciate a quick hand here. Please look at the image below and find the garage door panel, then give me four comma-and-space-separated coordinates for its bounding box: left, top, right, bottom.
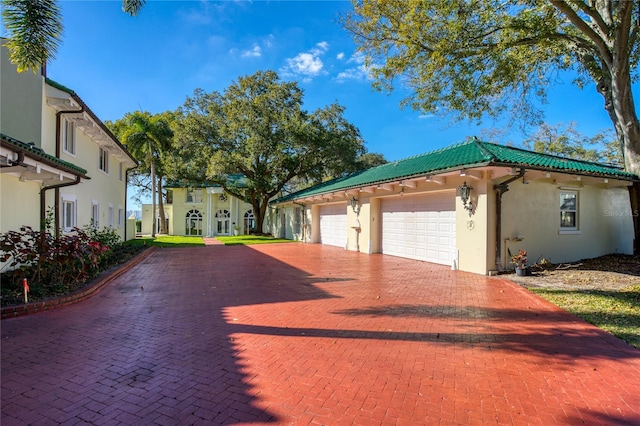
319, 204, 347, 248
381, 193, 456, 266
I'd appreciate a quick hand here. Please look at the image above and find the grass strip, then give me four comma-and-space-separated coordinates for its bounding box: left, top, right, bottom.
125, 236, 205, 247
530, 285, 640, 349
215, 235, 294, 245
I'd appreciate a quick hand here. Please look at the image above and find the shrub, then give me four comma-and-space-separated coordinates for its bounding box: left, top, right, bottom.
0, 226, 110, 303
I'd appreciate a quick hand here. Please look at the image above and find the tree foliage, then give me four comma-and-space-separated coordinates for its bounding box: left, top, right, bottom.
109, 111, 174, 235
1, 0, 145, 72
171, 70, 366, 231
343, 0, 640, 174
523, 122, 623, 165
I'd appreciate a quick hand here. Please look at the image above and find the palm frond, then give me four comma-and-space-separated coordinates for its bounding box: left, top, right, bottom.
2, 0, 63, 73
122, 0, 145, 16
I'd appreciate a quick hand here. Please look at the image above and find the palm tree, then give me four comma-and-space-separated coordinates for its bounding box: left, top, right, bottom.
121, 112, 173, 237
2, 0, 145, 73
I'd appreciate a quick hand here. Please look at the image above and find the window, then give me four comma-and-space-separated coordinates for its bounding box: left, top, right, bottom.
108, 205, 114, 228
118, 208, 124, 228
244, 210, 255, 234
215, 209, 230, 235
119, 162, 123, 181
560, 191, 578, 231
186, 188, 203, 203
91, 202, 100, 228
186, 210, 203, 236
62, 119, 75, 155
99, 147, 109, 173
62, 199, 76, 230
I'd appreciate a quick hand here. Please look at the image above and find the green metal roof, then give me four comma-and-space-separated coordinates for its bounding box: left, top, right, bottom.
274, 137, 637, 203
1, 133, 88, 177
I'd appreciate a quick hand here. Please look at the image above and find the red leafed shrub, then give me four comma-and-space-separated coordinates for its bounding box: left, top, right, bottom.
0, 226, 112, 303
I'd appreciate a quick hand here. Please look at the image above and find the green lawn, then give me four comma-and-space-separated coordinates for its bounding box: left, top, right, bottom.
124, 235, 294, 247
530, 285, 640, 349
215, 235, 294, 245
125, 236, 205, 247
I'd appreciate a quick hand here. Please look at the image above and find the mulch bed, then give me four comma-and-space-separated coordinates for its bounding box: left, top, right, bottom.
508, 254, 640, 291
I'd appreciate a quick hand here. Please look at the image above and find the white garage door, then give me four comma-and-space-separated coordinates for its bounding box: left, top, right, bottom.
381, 192, 456, 266
319, 204, 347, 248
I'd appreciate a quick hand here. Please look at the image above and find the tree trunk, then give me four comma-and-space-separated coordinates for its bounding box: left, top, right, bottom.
252, 199, 269, 235
609, 66, 640, 254
157, 175, 167, 234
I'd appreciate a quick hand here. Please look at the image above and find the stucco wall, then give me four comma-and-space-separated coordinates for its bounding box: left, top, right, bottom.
58, 127, 127, 240
0, 175, 41, 233
142, 188, 255, 236
500, 180, 633, 266
0, 45, 43, 146
456, 178, 490, 274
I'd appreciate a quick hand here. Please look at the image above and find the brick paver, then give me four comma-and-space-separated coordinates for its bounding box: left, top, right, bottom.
2, 243, 639, 425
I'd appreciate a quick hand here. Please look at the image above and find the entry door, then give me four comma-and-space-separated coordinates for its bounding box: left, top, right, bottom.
215, 210, 230, 235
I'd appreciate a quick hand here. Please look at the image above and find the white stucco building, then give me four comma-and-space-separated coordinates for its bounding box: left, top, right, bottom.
0, 43, 137, 240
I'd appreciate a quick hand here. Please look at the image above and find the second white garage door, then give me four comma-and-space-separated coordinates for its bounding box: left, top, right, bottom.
319, 204, 347, 248
381, 192, 456, 266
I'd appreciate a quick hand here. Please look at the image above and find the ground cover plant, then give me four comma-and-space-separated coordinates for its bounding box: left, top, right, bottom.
215, 235, 294, 245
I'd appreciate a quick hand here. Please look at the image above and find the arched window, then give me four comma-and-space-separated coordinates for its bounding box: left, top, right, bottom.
185, 210, 202, 236
244, 210, 255, 235
215, 209, 230, 235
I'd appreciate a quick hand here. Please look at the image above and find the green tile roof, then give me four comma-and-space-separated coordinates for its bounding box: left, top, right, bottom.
1, 133, 88, 176
274, 137, 637, 203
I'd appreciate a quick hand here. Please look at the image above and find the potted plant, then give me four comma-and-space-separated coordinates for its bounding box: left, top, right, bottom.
232, 223, 241, 236
510, 249, 529, 276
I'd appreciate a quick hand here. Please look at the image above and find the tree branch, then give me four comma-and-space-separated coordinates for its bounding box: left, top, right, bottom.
551, 0, 613, 69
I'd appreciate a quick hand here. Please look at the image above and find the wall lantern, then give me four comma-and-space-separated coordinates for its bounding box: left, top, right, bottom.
460, 181, 473, 216
350, 196, 359, 213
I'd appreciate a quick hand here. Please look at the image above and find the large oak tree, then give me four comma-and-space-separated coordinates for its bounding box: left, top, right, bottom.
171, 70, 366, 232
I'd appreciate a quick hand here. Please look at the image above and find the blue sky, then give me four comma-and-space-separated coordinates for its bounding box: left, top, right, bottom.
31, 1, 635, 208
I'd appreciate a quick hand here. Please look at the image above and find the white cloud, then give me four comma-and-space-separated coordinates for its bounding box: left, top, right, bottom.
241, 45, 262, 58
280, 41, 329, 81
335, 52, 373, 83
336, 52, 345, 60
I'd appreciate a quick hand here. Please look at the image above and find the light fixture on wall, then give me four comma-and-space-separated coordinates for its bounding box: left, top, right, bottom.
350, 196, 358, 212
460, 181, 473, 216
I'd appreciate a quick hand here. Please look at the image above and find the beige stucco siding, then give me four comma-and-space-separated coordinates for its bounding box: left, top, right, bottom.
141, 188, 254, 236
456, 178, 490, 274
58, 129, 127, 239
0, 45, 43, 146
500, 180, 633, 266
0, 174, 41, 233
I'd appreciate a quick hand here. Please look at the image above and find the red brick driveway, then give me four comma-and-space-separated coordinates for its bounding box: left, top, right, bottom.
2, 243, 639, 425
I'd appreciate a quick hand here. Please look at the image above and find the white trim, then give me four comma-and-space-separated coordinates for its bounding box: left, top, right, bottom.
558, 230, 582, 235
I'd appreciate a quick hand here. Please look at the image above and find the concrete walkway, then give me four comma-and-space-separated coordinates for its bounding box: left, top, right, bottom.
2, 243, 639, 425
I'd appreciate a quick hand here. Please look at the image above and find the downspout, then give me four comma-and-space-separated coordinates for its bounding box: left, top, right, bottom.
123, 165, 138, 241
54, 107, 85, 238
493, 168, 525, 271
40, 176, 82, 234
